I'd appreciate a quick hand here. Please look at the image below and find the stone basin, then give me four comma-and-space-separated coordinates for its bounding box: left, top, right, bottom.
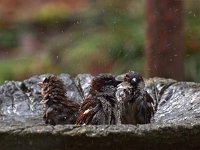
0, 73, 200, 150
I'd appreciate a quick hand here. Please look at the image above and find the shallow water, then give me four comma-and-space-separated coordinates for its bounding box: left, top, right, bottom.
1, 74, 200, 125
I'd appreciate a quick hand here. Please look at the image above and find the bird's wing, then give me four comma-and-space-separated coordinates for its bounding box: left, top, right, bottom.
76, 95, 100, 125
145, 92, 155, 117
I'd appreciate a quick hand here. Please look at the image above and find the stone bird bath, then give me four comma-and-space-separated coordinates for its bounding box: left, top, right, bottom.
0, 73, 200, 150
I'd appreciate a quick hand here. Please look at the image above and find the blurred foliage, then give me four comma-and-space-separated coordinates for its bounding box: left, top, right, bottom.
0, 0, 200, 84
34, 2, 70, 24
184, 0, 200, 81
0, 55, 54, 83
44, 0, 145, 76
185, 53, 200, 81
0, 29, 18, 48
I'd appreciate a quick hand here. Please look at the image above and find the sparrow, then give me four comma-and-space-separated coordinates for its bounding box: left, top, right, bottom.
39, 75, 80, 125
116, 71, 154, 124
76, 74, 121, 125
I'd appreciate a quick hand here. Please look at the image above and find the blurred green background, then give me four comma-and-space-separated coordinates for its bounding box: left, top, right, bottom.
0, 0, 199, 84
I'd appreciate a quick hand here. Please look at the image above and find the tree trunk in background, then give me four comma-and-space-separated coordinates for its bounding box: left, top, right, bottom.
145, 0, 184, 80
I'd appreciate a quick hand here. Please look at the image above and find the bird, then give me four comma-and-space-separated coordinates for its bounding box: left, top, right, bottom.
76, 74, 121, 125
39, 75, 80, 125
116, 71, 154, 124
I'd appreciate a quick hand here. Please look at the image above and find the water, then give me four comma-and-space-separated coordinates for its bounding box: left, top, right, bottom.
1, 74, 200, 125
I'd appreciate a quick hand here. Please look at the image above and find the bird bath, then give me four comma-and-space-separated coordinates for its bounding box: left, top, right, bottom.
1, 73, 200, 150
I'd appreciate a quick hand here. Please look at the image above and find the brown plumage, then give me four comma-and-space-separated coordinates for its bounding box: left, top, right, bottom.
39, 75, 80, 125
76, 74, 121, 125
116, 71, 154, 124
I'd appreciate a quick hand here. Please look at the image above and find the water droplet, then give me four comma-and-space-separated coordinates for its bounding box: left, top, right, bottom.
76, 20, 80, 24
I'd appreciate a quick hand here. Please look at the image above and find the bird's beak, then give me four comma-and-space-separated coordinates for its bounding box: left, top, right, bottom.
115, 74, 126, 82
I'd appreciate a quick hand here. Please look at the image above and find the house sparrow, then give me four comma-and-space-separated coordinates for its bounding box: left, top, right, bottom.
116, 71, 154, 124
39, 75, 80, 125
76, 74, 121, 125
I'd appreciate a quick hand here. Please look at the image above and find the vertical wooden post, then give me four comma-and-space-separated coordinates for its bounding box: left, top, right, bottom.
145, 0, 184, 80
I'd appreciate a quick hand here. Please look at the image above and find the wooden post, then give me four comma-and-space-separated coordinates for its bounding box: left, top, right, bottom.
145, 0, 184, 80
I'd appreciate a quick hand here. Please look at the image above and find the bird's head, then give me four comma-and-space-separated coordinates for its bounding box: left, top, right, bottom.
38, 75, 65, 95
38, 76, 51, 88
124, 71, 145, 89
116, 82, 133, 103
90, 74, 120, 93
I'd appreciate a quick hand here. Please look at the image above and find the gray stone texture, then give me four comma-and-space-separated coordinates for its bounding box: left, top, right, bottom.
1, 74, 200, 150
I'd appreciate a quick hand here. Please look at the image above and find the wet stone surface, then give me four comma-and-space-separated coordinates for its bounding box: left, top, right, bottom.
154, 82, 200, 123
0, 73, 200, 149
0, 73, 93, 124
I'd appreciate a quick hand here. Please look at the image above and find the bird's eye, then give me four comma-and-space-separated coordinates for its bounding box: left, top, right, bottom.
132, 77, 137, 82
43, 77, 50, 83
